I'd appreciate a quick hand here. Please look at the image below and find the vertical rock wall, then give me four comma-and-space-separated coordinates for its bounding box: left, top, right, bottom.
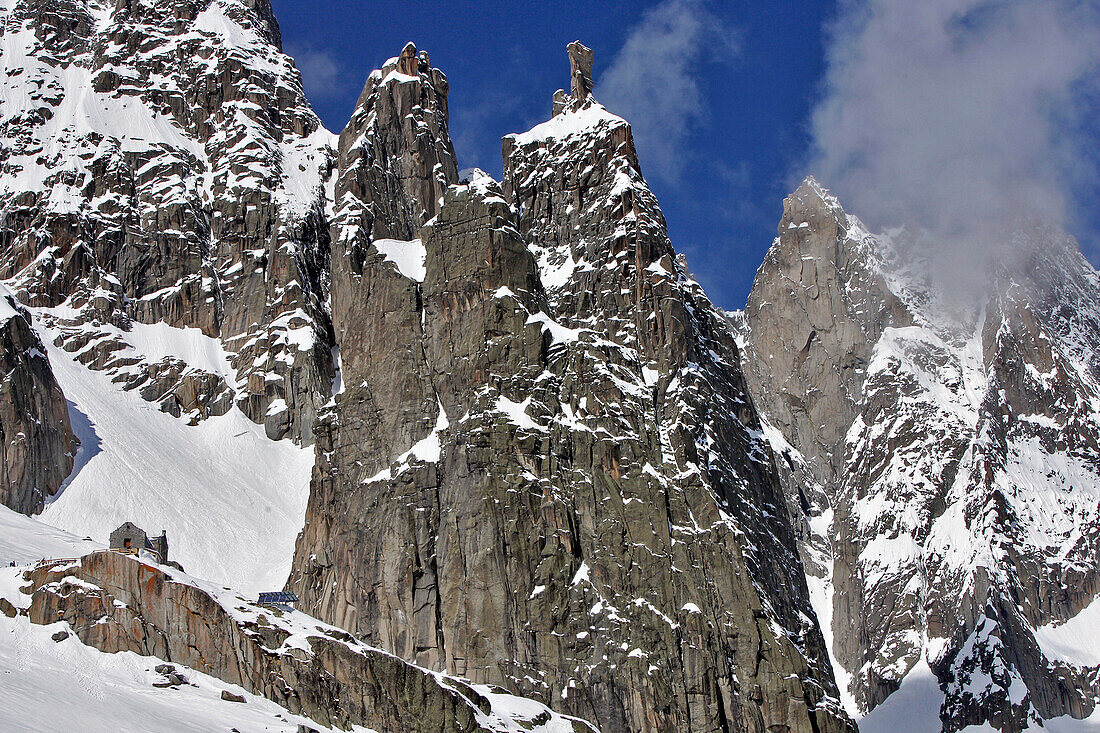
290, 44, 852, 733
0, 288, 74, 515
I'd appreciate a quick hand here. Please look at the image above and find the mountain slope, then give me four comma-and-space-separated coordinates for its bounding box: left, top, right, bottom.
0, 518, 594, 733
740, 178, 1100, 732
34, 308, 314, 594
0, 0, 335, 444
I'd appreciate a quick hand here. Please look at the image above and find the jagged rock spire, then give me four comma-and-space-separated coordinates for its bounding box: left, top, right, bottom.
396, 41, 433, 76
397, 41, 419, 75
553, 40, 594, 116
568, 40, 593, 99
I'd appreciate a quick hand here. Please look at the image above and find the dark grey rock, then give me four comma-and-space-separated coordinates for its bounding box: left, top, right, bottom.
289, 45, 853, 733
0, 292, 75, 515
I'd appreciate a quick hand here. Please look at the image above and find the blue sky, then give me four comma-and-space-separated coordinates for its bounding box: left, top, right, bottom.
272, 0, 831, 309
272, 0, 1100, 310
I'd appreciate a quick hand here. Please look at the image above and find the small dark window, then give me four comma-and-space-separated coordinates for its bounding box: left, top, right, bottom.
124, 538, 131, 549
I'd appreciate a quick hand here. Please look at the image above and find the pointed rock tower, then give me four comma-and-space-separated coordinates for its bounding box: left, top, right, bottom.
290, 44, 853, 733
741, 179, 1100, 729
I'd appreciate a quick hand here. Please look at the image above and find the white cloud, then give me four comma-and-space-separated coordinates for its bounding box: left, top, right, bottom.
599, 0, 737, 183
288, 44, 342, 101
809, 0, 1100, 289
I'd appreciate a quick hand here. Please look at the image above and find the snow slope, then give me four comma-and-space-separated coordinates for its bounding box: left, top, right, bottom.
0, 513, 354, 730
372, 238, 427, 282
32, 314, 314, 596
859, 660, 943, 733
0, 282, 20, 324
0, 545, 592, 733
1035, 600, 1100, 668
0, 506, 99, 565
863, 662, 1100, 733
0, 614, 373, 733
859, 660, 1100, 732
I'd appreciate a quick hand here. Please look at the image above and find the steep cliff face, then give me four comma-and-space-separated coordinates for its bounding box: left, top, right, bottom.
18, 2, 1095, 729
0, 2, 864, 729
0, 0, 334, 441
322, 41, 458, 472
0, 285, 74, 515
290, 44, 851, 733
2, 550, 595, 733
741, 179, 1100, 731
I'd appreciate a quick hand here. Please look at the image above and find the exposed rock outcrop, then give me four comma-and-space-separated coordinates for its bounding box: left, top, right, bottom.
8, 551, 595, 733
741, 178, 1100, 730
567, 40, 594, 100
0, 288, 75, 514
290, 45, 852, 733
321, 41, 458, 472
0, 0, 335, 442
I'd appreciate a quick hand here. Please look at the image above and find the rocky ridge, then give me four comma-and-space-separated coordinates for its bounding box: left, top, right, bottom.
0, 0, 335, 442
739, 178, 1100, 731
1, 550, 596, 733
289, 43, 852, 733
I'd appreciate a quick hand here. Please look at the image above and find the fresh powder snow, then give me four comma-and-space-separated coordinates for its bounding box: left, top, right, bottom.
34, 317, 314, 596
372, 238, 427, 282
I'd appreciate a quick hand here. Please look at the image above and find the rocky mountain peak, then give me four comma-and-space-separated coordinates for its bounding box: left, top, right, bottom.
775, 177, 882, 279
287, 40, 854, 733
322, 42, 459, 473
397, 40, 420, 75
552, 40, 594, 116
787, 175, 843, 215
745, 179, 910, 487
568, 40, 594, 100
0, 0, 337, 443
743, 174, 1100, 729
335, 42, 456, 241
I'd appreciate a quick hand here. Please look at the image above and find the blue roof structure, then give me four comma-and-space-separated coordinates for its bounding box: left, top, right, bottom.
257, 591, 299, 604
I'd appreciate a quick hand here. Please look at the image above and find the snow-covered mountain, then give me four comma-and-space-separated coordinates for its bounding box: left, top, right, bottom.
0, 0, 1097, 731
739, 178, 1100, 732
0, 0, 335, 444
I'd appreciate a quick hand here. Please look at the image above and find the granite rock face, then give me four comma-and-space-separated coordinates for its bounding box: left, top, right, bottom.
9, 551, 595, 733
0, 0, 335, 442
290, 46, 852, 733
332, 41, 457, 243
0, 287, 74, 514
322, 41, 458, 471
15, 3, 1082, 729
741, 179, 1100, 731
